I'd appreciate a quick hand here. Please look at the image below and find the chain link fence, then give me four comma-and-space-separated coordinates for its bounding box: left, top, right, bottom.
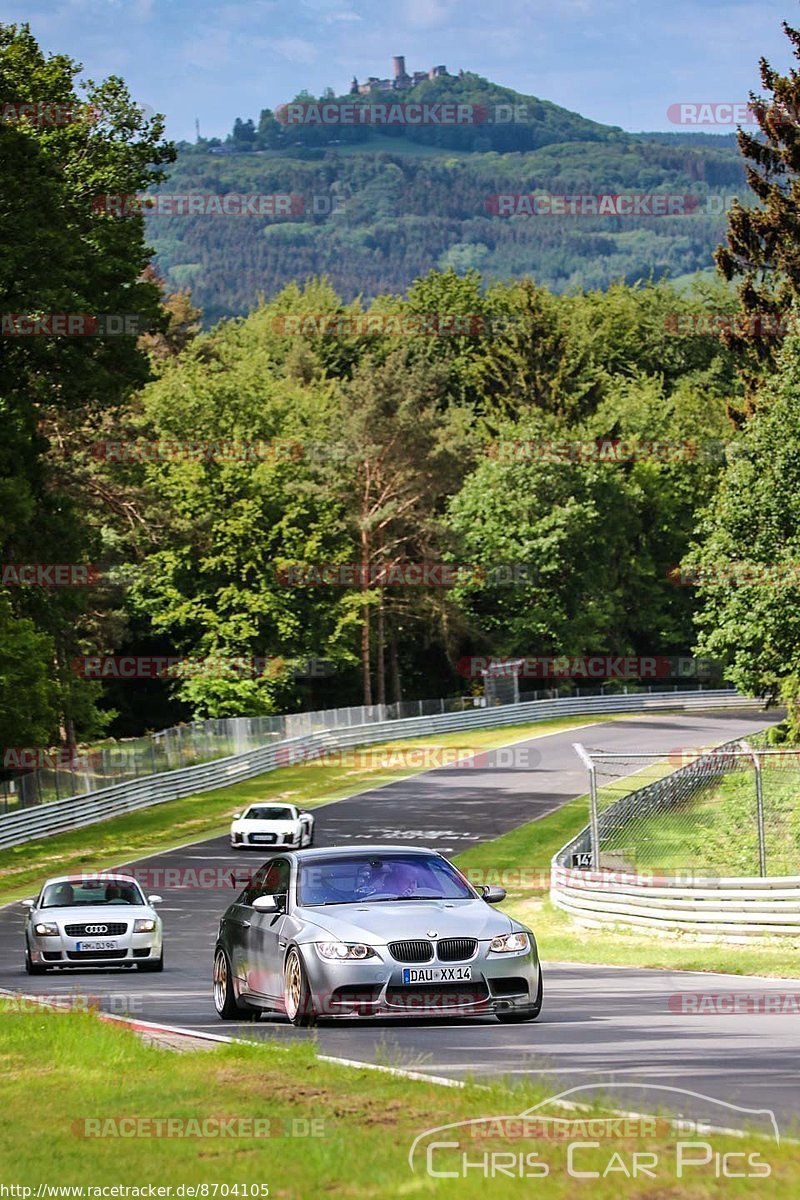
570, 738, 800, 878
0, 679, 730, 818
0, 695, 491, 816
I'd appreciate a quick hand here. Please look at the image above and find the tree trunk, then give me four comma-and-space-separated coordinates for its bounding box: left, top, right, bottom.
361, 602, 372, 706
360, 518, 372, 706
389, 626, 402, 705
376, 591, 386, 707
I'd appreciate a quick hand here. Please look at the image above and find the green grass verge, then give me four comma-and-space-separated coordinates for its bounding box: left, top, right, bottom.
0, 716, 607, 908
454, 786, 800, 978
1, 1004, 796, 1195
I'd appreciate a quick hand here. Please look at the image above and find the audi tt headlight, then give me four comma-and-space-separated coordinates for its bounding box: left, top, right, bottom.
134, 919, 157, 933
489, 932, 529, 954
316, 942, 375, 961
33, 922, 58, 937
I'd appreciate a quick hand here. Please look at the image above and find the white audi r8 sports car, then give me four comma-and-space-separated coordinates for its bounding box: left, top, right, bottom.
229, 803, 315, 850
22, 874, 163, 973
213, 845, 542, 1025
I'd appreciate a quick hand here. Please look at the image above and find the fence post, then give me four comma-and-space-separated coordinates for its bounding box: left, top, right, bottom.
573, 743, 600, 868
740, 740, 767, 877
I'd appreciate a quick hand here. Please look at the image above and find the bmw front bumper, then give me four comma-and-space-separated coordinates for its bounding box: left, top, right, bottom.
300, 940, 540, 1019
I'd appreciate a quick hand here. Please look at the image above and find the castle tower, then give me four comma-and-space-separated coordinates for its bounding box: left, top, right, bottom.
392, 55, 406, 79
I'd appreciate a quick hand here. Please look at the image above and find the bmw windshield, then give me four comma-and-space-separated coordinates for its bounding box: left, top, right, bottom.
297, 854, 476, 905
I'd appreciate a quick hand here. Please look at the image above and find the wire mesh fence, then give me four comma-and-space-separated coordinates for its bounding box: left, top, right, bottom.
0, 679, 732, 818
570, 739, 800, 878
0, 694, 489, 816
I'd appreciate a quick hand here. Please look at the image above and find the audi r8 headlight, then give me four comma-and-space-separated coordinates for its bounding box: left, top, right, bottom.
134, 919, 157, 933
489, 932, 529, 954
33, 922, 58, 937
316, 942, 376, 961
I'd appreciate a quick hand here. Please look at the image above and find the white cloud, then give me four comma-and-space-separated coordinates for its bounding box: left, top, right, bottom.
402, 0, 457, 30
260, 37, 319, 64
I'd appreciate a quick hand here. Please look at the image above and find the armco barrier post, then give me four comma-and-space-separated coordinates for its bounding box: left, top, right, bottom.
740, 740, 767, 877
573, 743, 600, 867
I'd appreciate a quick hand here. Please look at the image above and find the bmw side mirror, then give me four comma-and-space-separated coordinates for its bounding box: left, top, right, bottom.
481, 885, 507, 904
148, 895, 163, 905
21, 898, 35, 908
252, 894, 279, 913
233, 813, 242, 820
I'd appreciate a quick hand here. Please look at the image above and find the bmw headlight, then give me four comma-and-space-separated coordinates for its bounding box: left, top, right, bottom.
33, 922, 58, 937
316, 942, 375, 961
489, 932, 529, 954
134, 919, 157, 933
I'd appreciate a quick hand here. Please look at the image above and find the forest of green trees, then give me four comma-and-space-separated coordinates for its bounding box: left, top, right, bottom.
3, 20, 800, 754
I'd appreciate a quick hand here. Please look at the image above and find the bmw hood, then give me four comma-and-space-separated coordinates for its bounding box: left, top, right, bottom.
297, 899, 516, 943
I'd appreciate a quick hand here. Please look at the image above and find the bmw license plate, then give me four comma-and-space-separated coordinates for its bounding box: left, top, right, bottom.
76, 940, 118, 951
402, 966, 472, 984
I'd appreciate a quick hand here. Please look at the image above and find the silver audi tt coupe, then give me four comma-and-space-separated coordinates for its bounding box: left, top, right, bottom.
23, 874, 164, 973
213, 845, 542, 1025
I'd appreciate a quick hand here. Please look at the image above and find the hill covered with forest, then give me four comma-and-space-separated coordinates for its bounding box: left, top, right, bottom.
145, 70, 748, 323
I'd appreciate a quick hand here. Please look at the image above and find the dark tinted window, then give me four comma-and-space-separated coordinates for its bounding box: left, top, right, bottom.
238, 858, 291, 907
297, 855, 475, 906
41, 880, 145, 908
243, 806, 295, 821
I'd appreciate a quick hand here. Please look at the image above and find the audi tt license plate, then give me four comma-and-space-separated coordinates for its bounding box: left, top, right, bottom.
402, 966, 472, 984
76, 940, 118, 951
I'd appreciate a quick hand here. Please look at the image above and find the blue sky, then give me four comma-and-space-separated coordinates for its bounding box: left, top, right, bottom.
1, 0, 797, 142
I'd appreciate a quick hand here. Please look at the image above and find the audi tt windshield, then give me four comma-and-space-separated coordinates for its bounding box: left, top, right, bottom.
40, 881, 146, 907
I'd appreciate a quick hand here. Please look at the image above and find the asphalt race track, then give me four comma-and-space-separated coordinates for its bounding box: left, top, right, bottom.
3, 708, 798, 1132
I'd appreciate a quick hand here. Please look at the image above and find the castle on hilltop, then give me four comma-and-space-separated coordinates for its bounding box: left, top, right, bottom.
350, 56, 455, 96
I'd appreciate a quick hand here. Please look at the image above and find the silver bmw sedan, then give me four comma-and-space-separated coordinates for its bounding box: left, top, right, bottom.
213, 845, 542, 1025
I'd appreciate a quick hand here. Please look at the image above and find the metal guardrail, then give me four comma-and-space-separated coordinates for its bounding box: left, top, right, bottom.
551, 730, 800, 938
0, 688, 755, 851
